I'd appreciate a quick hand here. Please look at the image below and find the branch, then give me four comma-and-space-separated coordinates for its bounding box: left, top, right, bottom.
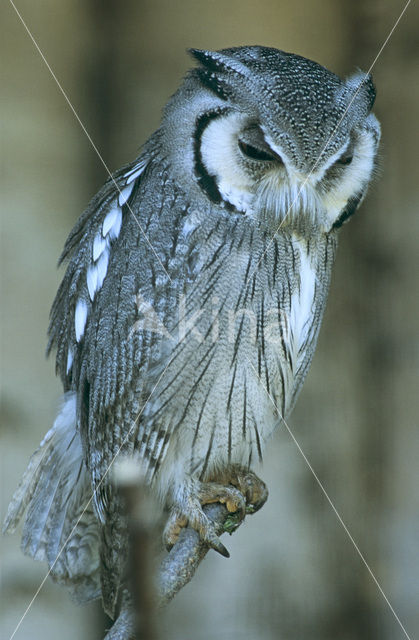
105, 500, 244, 639
157, 502, 240, 606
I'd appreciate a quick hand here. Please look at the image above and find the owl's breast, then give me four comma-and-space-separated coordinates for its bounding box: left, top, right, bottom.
275, 239, 319, 415
140, 224, 335, 485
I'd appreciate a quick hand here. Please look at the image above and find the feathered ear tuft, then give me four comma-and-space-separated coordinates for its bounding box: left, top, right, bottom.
189, 48, 223, 71
188, 49, 231, 100
361, 73, 376, 111
188, 48, 252, 100
189, 48, 253, 78
345, 70, 377, 113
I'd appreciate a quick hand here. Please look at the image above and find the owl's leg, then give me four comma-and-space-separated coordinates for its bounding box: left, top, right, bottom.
163, 480, 246, 557
211, 465, 269, 514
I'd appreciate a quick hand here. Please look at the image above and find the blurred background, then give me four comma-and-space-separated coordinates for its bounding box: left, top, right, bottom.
1, 1, 418, 638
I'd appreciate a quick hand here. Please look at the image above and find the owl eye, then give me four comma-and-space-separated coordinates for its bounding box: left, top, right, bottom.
238, 125, 281, 163
335, 151, 353, 166
238, 139, 276, 162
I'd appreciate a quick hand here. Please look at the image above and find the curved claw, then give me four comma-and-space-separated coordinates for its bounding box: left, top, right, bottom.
163, 480, 248, 557
163, 511, 188, 552
206, 532, 230, 558
164, 508, 230, 557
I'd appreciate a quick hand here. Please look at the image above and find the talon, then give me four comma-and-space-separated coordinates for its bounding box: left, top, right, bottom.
210, 537, 230, 558
163, 472, 266, 557
163, 511, 188, 551
198, 483, 246, 521
197, 519, 231, 557
224, 466, 268, 514
163, 479, 249, 556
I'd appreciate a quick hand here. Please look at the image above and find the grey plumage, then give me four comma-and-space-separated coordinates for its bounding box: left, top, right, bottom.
4, 46, 380, 617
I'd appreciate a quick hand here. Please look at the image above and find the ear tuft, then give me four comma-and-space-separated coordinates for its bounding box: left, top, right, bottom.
188, 49, 242, 100
188, 48, 219, 70
188, 48, 250, 79
345, 70, 376, 113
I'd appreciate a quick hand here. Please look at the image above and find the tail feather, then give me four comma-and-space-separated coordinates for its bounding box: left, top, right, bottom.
3, 430, 55, 535
3, 392, 101, 603
45, 450, 84, 565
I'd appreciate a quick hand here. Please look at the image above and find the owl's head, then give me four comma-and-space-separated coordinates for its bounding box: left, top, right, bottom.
162, 46, 380, 232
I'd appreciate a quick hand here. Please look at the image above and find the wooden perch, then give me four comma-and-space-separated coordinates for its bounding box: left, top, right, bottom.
105, 497, 244, 640
157, 502, 238, 606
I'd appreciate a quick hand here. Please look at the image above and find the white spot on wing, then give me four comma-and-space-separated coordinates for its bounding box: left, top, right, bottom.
75, 299, 88, 342
89, 177, 132, 304
124, 160, 147, 184
95, 248, 109, 289
107, 207, 122, 240
102, 205, 120, 237
86, 264, 98, 301
118, 183, 134, 206
93, 233, 107, 261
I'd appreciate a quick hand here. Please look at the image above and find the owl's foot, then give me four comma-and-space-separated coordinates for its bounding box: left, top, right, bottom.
212, 465, 269, 515
163, 481, 246, 558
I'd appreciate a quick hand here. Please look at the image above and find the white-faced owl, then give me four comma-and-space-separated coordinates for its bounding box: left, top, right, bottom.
4, 46, 380, 618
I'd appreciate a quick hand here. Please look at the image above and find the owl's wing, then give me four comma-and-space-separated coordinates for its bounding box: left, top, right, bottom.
49, 156, 146, 380
48, 144, 192, 517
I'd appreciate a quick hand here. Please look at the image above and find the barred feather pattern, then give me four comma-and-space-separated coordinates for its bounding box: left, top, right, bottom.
137, 215, 337, 493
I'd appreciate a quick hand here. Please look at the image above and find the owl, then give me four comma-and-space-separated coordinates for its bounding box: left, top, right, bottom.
4, 46, 380, 618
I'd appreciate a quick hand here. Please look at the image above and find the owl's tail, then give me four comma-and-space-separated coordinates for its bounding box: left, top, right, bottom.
3, 392, 100, 603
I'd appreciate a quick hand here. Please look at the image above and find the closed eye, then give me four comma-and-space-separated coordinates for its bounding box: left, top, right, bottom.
238, 139, 277, 162
237, 124, 283, 165
335, 151, 353, 166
